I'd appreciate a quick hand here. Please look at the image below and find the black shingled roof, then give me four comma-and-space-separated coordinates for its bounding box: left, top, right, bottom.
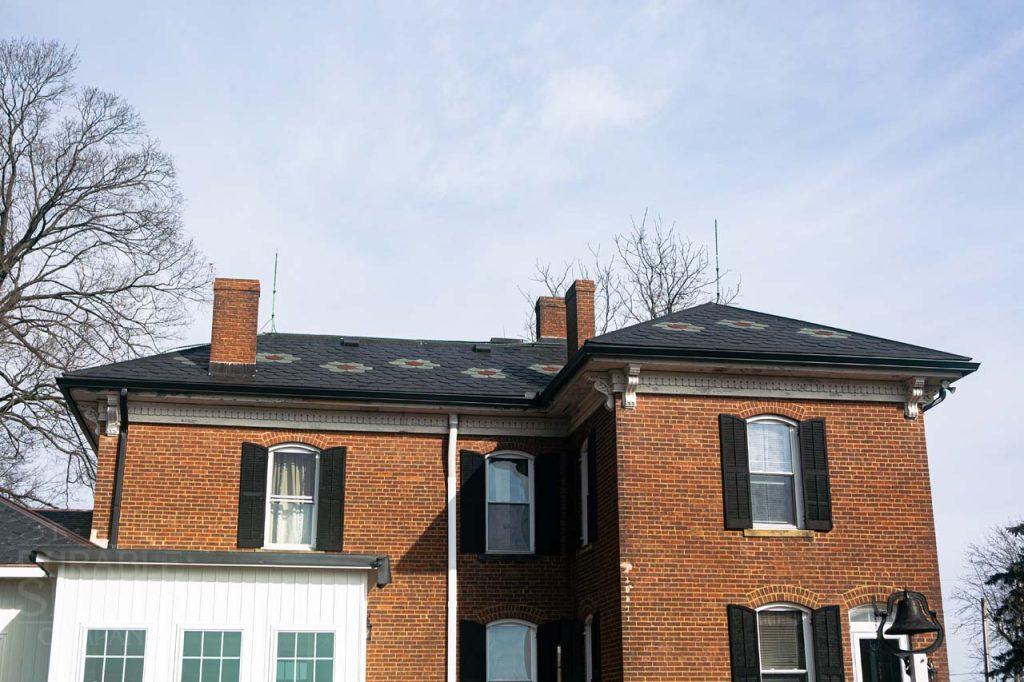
63, 335, 568, 405
37, 509, 94, 539
0, 497, 92, 565
60, 304, 977, 408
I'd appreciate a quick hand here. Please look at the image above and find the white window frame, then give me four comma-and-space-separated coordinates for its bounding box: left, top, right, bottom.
755, 603, 815, 680
264, 443, 321, 551
579, 439, 590, 547
484, 451, 535, 555
583, 614, 594, 682
849, 605, 927, 682
174, 627, 245, 682
486, 619, 537, 682
746, 415, 804, 530
269, 627, 338, 682
77, 625, 149, 682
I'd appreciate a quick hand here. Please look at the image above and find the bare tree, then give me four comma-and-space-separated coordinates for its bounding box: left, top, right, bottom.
953, 520, 1024, 680
521, 209, 739, 339
0, 39, 211, 504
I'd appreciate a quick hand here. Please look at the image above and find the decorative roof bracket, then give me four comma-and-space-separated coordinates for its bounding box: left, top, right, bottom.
904, 377, 926, 419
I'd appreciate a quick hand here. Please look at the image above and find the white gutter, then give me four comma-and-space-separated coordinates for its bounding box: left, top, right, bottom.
446, 413, 459, 682
0, 565, 47, 578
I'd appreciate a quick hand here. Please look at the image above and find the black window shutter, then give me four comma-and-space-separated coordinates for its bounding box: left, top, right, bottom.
812, 605, 845, 682
569, 447, 582, 550
460, 450, 486, 554
799, 418, 834, 531
237, 442, 268, 548
535, 454, 562, 555
719, 415, 753, 530
727, 605, 760, 682
537, 620, 560, 682
315, 447, 347, 551
586, 433, 598, 543
590, 611, 602, 682
459, 620, 486, 682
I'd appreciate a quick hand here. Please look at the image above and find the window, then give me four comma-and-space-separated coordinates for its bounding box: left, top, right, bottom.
747, 417, 803, 528
757, 605, 814, 681
487, 620, 536, 682
583, 615, 594, 682
579, 439, 590, 546
849, 605, 917, 682
180, 631, 241, 682
266, 444, 320, 549
83, 630, 145, 682
275, 631, 334, 682
486, 452, 534, 553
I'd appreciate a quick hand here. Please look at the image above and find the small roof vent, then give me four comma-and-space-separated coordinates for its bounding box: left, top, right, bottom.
340, 338, 360, 347
489, 337, 522, 344
473, 344, 492, 353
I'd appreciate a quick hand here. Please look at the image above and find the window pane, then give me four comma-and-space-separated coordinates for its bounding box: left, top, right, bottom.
315, 632, 334, 658
296, 632, 315, 657
107, 630, 127, 656
487, 503, 531, 552
859, 638, 904, 682
487, 458, 530, 503
124, 658, 144, 682
273, 451, 316, 497
84, 658, 104, 682
488, 624, 532, 681
759, 610, 806, 670
86, 630, 107, 656
762, 675, 807, 682
278, 632, 296, 658
183, 631, 202, 658
181, 659, 201, 682
103, 658, 124, 682
295, 659, 313, 682
201, 658, 219, 682
221, 659, 240, 682
748, 422, 794, 473
277, 660, 296, 682
126, 631, 145, 656
222, 632, 242, 658
751, 474, 796, 525
270, 500, 315, 545
202, 631, 222, 657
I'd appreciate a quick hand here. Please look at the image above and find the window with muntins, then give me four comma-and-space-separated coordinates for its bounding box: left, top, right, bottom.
275, 631, 334, 682
83, 630, 145, 682
266, 445, 319, 549
486, 453, 534, 553
487, 621, 536, 682
747, 417, 803, 528
758, 606, 814, 681
180, 631, 241, 682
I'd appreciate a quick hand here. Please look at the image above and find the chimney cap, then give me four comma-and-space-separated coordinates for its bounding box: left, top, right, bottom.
213, 278, 260, 292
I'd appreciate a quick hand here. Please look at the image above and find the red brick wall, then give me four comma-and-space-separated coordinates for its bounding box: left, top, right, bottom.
535, 297, 567, 340
209, 278, 259, 366
92, 424, 572, 681
565, 280, 595, 357
612, 394, 948, 682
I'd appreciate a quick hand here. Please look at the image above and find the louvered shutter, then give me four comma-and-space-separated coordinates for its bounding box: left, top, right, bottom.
590, 612, 602, 682
586, 433, 598, 543
798, 419, 834, 531
535, 454, 562, 555
812, 606, 845, 682
460, 451, 486, 554
727, 605, 760, 682
719, 415, 753, 530
537, 620, 560, 682
315, 447, 347, 551
569, 446, 582, 550
459, 620, 486, 682
237, 443, 268, 548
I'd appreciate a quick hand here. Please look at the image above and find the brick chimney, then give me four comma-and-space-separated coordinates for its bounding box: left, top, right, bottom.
209, 278, 260, 377
535, 297, 567, 341
565, 279, 595, 360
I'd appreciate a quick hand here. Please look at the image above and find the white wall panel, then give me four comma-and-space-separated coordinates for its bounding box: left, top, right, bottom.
0, 578, 54, 682
47, 564, 368, 682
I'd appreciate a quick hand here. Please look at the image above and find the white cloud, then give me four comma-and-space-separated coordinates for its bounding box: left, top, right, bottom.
539, 65, 665, 136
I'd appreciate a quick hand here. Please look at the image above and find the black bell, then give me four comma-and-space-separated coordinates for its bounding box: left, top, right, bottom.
885, 590, 942, 638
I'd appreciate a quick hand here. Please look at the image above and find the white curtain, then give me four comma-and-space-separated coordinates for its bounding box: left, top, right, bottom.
270, 452, 316, 545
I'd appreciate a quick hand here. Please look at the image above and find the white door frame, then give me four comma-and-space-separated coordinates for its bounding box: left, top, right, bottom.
849, 606, 928, 682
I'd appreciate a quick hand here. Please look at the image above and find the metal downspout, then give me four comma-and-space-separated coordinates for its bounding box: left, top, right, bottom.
107, 388, 129, 548
447, 413, 459, 682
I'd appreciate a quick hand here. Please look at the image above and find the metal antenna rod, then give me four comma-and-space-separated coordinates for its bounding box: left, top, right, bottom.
262, 251, 279, 333
714, 219, 721, 304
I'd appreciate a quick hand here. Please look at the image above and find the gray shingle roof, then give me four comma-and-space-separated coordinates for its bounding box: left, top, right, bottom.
65, 334, 568, 403
0, 498, 92, 564
37, 510, 93, 539
588, 303, 972, 363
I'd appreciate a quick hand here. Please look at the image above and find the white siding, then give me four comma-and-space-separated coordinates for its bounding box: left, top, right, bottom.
0, 578, 55, 682
47, 564, 369, 682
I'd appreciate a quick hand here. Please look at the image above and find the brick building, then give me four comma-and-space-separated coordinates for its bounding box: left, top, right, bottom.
0, 277, 977, 682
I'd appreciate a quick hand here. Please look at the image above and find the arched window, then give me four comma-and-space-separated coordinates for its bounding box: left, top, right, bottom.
265, 443, 320, 549
583, 614, 595, 682
746, 416, 803, 529
756, 603, 815, 680
485, 451, 535, 553
849, 605, 922, 682
579, 439, 590, 546
486, 620, 536, 682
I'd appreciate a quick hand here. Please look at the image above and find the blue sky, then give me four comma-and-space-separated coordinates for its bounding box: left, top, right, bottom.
6, 1, 1023, 675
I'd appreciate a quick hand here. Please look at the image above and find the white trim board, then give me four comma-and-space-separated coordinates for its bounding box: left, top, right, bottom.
638, 372, 906, 402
